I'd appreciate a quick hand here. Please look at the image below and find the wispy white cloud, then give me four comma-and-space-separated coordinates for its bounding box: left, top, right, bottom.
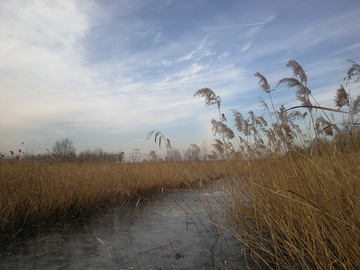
246, 26, 262, 38
152, 31, 163, 45
174, 35, 213, 62
176, 51, 196, 62
196, 35, 210, 50
241, 42, 252, 53
218, 51, 230, 61
331, 42, 360, 56
173, 63, 207, 80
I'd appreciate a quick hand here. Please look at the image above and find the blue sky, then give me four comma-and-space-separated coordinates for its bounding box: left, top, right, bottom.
1, 0, 360, 158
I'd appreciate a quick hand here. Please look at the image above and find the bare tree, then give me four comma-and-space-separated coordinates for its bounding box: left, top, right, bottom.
78, 148, 124, 163
129, 148, 141, 163
165, 148, 182, 161
52, 138, 76, 160
200, 140, 208, 160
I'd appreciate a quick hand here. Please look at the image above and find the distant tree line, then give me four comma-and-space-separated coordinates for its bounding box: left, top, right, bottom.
1, 138, 125, 163
2, 137, 212, 163
2, 136, 214, 163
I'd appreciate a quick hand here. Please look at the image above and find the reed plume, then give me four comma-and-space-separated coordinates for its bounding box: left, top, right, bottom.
254, 72, 272, 93
210, 119, 235, 140
194, 87, 234, 157
193, 87, 221, 109
345, 59, 360, 82
334, 84, 349, 108
146, 130, 172, 149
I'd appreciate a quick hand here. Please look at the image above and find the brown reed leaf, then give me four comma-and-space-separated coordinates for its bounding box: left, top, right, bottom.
286, 105, 354, 115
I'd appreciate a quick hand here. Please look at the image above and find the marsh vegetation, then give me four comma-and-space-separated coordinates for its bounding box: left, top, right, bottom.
1, 59, 360, 269
190, 59, 360, 269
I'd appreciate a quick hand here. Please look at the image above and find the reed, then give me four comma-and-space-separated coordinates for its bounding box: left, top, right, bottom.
192, 59, 360, 269
0, 159, 244, 238
218, 146, 360, 269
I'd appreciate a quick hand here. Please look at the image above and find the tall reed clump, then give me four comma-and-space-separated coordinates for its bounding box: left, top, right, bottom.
0, 157, 244, 238
195, 59, 360, 269
223, 148, 360, 269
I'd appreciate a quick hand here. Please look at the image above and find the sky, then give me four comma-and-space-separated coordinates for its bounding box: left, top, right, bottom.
1, 0, 360, 159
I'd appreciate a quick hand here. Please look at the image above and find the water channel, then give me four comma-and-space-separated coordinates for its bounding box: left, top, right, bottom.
0, 184, 250, 269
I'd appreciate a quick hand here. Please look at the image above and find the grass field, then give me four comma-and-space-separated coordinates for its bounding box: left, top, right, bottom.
0, 159, 243, 238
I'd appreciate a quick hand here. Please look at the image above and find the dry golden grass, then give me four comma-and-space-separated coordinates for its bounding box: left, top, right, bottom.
0, 159, 243, 238
218, 144, 360, 269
